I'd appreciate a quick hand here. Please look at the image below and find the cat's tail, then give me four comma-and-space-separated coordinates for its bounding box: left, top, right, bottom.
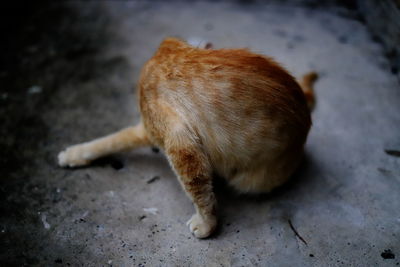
299, 72, 318, 111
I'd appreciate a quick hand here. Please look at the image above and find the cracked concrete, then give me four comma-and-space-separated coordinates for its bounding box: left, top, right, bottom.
0, 1, 399, 266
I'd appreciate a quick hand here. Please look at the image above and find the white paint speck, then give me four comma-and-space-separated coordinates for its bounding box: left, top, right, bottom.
41, 213, 51, 230
108, 260, 113, 265
187, 37, 209, 48
81, 211, 89, 218
71, 211, 89, 223
143, 207, 158, 215
27, 85, 42, 94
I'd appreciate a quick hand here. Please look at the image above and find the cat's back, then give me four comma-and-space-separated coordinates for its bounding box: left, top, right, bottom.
139, 38, 311, 169
141, 38, 310, 131
145, 40, 304, 106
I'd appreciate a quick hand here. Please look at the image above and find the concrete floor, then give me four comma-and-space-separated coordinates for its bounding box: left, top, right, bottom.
1, 1, 399, 266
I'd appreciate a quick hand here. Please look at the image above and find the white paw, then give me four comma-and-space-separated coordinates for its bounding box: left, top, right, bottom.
58, 145, 90, 168
57, 150, 68, 167
186, 213, 216, 239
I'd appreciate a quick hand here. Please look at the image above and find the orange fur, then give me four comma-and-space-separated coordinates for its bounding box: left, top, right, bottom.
58, 37, 317, 238
299, 72, 318, 110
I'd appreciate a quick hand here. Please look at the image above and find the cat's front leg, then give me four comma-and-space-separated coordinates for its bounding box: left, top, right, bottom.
186, 212, 217, 238
58, 143, 92, 167
58, 124, 150, 167
165, 133, 217, 238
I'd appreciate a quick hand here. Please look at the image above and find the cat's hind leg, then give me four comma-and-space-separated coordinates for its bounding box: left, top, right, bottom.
164, 125, 217, 238
58, 122, 150, 167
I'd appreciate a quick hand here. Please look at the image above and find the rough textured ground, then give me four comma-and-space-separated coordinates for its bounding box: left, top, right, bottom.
1, 1, 399, 266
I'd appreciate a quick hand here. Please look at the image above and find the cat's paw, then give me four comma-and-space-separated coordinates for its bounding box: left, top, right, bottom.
186, 213, 216, 239
58, 145, 90, 167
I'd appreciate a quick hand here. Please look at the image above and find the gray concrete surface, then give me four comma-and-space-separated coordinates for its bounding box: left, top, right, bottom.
358, 0, 400, 81
1, 1, 399, 266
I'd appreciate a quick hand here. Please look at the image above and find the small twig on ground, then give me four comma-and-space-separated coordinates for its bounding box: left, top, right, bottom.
288, 219, 308, 245
147, 176, 160, 184
385, 149, 400, 157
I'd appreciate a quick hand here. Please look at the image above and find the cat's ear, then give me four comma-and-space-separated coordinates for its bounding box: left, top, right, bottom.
159, 37, 189, 50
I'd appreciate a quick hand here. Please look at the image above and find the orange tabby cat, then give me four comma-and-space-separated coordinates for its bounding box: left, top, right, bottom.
58, 37, 317, 238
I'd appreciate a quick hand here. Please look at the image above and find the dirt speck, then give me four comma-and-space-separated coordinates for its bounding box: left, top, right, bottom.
378, 168, 391, 175
273, 29, 287, 38
385, 149, 400, 157
338, 35, 348, 43
381, 249, 395, 259
204, 23, 214, 31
